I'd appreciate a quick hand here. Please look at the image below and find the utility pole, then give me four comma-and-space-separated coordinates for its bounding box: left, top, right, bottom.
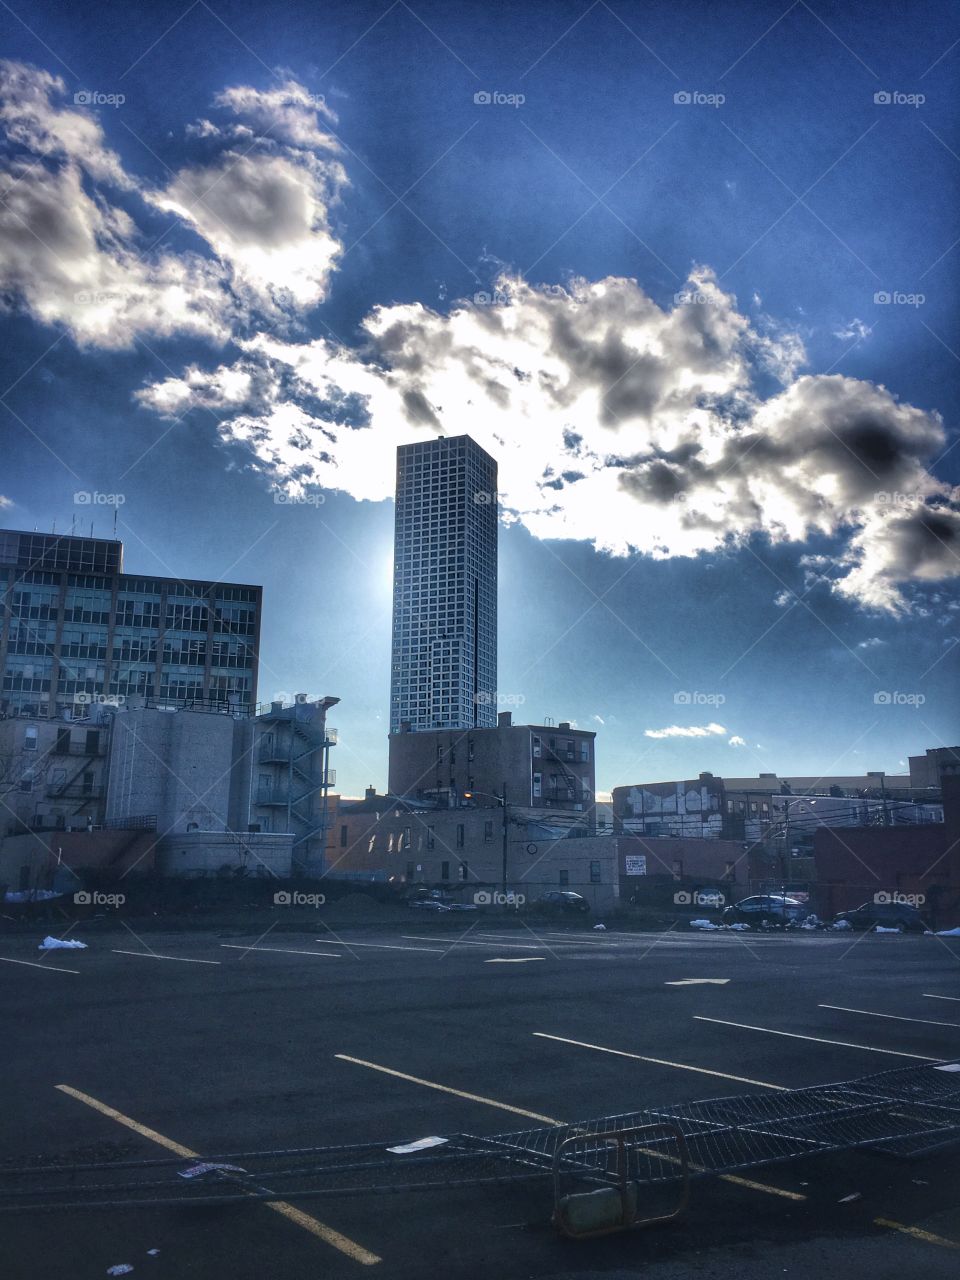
501, 781, 508, 898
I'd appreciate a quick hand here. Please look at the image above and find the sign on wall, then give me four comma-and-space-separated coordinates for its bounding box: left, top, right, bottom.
624, 855, 647, 876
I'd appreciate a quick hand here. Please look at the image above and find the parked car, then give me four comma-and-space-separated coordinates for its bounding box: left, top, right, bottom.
409, 898, 451, 912
833, 901, 927, 933
722, 894, 808, 927
534, 890, 591, 915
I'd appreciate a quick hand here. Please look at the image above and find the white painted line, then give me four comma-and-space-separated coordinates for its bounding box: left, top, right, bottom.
819, 1003, 960, 1029
485, 957, 545, 964
220, 945, 341, 958
924, 994, 960, 1003
334, 1055, 560, 1124
112, 950, 221, 966
693, 1016, 940, 1060
666, 978, 730, 986
0, 955, 79, 974
402, 935, 546, 951
316, 939, 445, 954
533, 1032, 788, 1090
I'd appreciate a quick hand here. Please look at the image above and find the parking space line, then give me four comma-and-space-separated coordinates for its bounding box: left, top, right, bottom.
112, 950, 221, 965
54, 1085, 380, 1265
401, 935, 546, 950
533, 1032, 789, 1090
334, 1055, 560, 1124
820, 1004, 960, 1029
485, 957, 545, 964
693, 1016, 940, 1059
220, 945, 341, 958
337, 1052, 802, 1202
875, 1218, 960, 1250
924, 994, 960, 1003
316, 940, 445, 954
0, 955, 79, 974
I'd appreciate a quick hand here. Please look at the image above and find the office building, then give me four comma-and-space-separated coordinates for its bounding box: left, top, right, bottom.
389, 435, 497, 733
0, 529, 261, 719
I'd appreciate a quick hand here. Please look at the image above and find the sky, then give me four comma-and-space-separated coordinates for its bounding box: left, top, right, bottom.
0, 0, 958, 798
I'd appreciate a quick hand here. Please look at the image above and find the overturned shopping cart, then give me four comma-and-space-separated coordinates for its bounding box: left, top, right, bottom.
4, 1059, 960, 1238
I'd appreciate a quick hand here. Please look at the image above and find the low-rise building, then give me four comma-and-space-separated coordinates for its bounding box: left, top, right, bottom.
0, 708, 111, 836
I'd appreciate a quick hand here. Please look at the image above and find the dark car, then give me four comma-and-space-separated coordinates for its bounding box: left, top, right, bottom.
833, 901, 927, 933
535, 890, 590, 915
722, 894, 808, 927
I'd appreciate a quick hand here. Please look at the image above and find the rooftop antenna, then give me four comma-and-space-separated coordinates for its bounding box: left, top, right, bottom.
89, 521, 93, 537
113, 506, 118, 538
51, 519, 56, 533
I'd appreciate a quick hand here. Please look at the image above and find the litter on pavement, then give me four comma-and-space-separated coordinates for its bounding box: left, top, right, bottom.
38, 936, 87, 950
106, 1266, 134, 1276
838, 1192, 861, 1203
177, 1162, 246, 1179
593, 923, 606, 931
387, 1136, 448, 1154
936, 927, 960, 936
689, 919, 720, 930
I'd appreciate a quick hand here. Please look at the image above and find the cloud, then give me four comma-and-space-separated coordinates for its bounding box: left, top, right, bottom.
139, 269, 957, 611
856, 636, 885, 649
0, 494, 12, 508
643, 722, 727, 740
728, 735, 746, 746
834, 317, 871, 342
0, 61, 345, 346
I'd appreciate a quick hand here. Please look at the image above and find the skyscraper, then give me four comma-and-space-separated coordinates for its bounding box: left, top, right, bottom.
390, 435, 497, 733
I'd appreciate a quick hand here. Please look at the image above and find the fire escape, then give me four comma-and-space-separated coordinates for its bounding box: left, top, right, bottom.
540, 741, 589, 811
254, 697, 339, 874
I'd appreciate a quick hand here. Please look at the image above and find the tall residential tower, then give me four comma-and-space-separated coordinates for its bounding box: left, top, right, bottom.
390, 435, 497, 733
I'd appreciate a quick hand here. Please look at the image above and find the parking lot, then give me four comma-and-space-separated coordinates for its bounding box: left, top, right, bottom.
2, 919, 960, 1279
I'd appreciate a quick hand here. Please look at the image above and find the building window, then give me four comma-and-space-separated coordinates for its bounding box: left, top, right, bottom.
532, 736, 541, 758
23, 725, 38, 751
532, 772, 542, 799
458, 861, 468, 881
388, 833, 395, 853
590, 861, 601, 884
559, 869, 569, 887
403, 827, 412, 851
672, 859, 683, 879
19, 777, 33, 793
580, 741, 589, 761
406, 861, 415, 881
368, 835, 376, 853
456, 823, 464, 848
340, 825, 348, 847
427, 825, 435, 850
483, 820, 493, 842
597, 817, 606, 830
441, 861, 450, 881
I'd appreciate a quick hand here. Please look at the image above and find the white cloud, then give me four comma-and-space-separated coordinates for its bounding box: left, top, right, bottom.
0, 61, 346, 346
728, 735, 746, 746
0, 494, 12, 508
644, 723, 727, 740
856, 636, 885, 649
139, 269, 957, 612
834, 317, 871, 342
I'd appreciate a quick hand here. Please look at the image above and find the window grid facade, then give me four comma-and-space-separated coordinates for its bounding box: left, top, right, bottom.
0, 531, 261, 718
390, 436, 497, 733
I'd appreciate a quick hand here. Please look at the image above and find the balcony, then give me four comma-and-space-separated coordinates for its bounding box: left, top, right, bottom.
255, 785, 291, 806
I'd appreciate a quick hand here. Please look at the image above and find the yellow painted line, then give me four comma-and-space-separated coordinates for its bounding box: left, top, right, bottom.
820, 1003, 960, 1029
337, 1053, 801, 1201
924, 994, 960, 1003
316, 940, 445, 954
533, 1032, 789, 1091
112, 950, 221, 966
693, 1016, 940, 1060
875, 1217, 960, 1250
0, 955, 79, 974
334, 1055, 560, 1124
220, 945, 341, 958
485, 957, 545, 964
55, 1085, 380, 1265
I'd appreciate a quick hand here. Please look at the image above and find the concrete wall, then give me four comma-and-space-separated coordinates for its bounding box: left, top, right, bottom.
0, 713, 110, 835
0, 828, 157, 891
106, 707, 252, 833
156, 831, 292, 878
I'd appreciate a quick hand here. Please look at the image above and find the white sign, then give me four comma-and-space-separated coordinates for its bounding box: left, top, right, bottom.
624, 855, 647, 876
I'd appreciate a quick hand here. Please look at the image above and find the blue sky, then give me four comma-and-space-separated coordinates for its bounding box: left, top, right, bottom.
1, 0, 958, 796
